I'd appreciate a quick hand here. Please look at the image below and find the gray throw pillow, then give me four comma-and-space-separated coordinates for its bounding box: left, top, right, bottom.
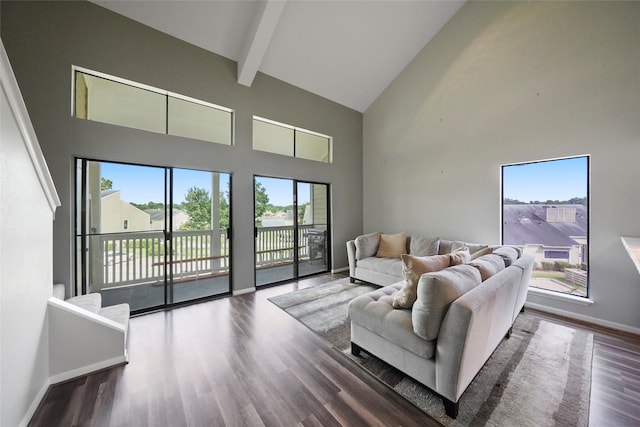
355, 232, 381, 260
410, 236, 440, 257
492, 246, 520, 266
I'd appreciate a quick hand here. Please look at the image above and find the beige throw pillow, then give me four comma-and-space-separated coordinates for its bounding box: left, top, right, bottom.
375, 232, 407, 258
449, 247, 471, 266
392, 254, 451, 308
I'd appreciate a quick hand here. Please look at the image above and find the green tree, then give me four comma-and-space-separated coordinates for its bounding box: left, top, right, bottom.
180, 187, 211, 230
101, 177, 113, 191
254, 182, 269, 226
219, 192, 229, 229
298, 202, 309, 223
503, 198, 524, 205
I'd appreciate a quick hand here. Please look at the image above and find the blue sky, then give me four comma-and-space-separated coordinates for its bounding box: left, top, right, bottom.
502, 156, 588, 202
100, 162, 306, 206
101, 162, 230, 204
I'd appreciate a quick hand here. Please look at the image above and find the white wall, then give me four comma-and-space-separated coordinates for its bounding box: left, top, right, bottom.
0, 40, 60, 427
364, 1, 640, 330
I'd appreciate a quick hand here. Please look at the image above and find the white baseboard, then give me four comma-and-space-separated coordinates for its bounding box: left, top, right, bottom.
19, 355, 128, 426
332, 266, 349, 274
525, 302, 640, 335
233, 287, 255, 296
19, 379, 50, 427
48, 355, 128, 385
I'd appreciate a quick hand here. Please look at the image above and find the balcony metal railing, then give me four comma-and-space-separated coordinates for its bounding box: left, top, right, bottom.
94, 225, 319, 289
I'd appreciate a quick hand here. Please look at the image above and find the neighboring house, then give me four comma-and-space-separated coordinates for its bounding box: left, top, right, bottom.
147, 208, 189, 231
503, 204, 588, 266
100, 190, 150, 233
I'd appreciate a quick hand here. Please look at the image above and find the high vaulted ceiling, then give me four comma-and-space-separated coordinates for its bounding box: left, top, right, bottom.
92, 1, 465, 112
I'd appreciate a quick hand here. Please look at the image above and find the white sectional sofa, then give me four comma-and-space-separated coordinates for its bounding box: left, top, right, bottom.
345, 233, 533, 418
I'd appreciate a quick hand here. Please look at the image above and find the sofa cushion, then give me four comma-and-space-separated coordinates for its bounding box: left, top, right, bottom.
412, 265, 482, 341
445, 240, 489, 256
355, 232, 381, 260
449, 247, 470, 266
348, 283, 436, 359
492, 246, 519, 266
392, 254, 451, 308
470, 246, 494, 260
409, 236, 440, 257
469, 254, 506, 281
357, 257, 403, 278
376, 232, 407, 258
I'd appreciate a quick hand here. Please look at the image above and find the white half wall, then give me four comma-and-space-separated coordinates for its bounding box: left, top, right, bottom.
47, 298, 127, 381
363, 1, 640, 330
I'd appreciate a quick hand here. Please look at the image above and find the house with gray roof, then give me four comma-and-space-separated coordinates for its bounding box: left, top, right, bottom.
503, 204, 588, 267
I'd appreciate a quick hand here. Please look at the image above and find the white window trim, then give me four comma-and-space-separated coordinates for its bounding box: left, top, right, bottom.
527, 287, 594, 306
253, 115, 333, 163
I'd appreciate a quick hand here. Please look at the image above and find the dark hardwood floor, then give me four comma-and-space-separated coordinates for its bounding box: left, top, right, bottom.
30, 273, 640, 426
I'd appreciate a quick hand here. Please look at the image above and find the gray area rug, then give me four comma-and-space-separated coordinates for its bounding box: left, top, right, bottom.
269, 278, 593, 426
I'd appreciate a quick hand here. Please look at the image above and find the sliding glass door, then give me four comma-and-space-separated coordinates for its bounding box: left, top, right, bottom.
297, 182, 329, 276
171, 169, 231, 304
75, 159, 231, 313
254, 176, 330, 286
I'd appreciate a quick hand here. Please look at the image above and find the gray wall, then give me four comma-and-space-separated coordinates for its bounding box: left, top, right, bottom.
364, 1, 640, 330
1, 1, 363, 295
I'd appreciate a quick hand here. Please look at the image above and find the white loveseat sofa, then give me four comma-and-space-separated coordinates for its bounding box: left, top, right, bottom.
346, 233, 533, 418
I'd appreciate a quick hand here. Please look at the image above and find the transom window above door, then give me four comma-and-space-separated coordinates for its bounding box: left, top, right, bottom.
73, 67, 233, 145
252, 116, 332, 163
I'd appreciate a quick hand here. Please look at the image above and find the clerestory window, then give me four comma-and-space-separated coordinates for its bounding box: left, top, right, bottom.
252, 116, 332, 163
73, 67, 233, 145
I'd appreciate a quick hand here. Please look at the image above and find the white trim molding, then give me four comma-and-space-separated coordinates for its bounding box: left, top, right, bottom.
18, 381, 50, 427
48, 355, 128, 386
0, 39, 60, 214
233, 287, 256, 296
526, 301, 640, 336
527, 287, 594, 306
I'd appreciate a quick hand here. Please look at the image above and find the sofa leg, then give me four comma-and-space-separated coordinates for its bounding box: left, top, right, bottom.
521, 305, 525, 313
349, 277, 356, 283
506, 326, 513, 338
443, 399, 459, 418
351, 342, 362, 357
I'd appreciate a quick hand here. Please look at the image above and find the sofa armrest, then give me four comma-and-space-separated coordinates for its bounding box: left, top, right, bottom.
435, 266, 522, 402
346, 240, 357, 278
